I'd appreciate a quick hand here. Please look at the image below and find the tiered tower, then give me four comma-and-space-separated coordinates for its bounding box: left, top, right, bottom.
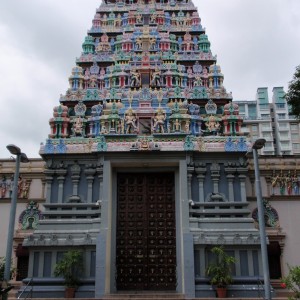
23, 0, 264, 298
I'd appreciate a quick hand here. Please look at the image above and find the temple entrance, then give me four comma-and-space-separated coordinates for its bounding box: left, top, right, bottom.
116, 172, 177, 291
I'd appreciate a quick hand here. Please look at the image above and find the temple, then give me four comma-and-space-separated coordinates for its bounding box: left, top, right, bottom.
22, 0, 264, 298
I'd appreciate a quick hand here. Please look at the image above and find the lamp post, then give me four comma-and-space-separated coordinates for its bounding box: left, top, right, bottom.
252, 138, 271, 300
4, 145, 29, 283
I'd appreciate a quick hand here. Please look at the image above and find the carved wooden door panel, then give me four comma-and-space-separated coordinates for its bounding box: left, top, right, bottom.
116, 173, 176, 290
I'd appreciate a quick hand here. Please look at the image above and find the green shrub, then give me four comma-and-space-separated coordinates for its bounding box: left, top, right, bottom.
206, 246, 236, 288
281, 265, 300, 300
54, 250, 84, 288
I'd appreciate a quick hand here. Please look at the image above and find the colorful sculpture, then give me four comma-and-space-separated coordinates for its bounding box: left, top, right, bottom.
44, 0, 248, 154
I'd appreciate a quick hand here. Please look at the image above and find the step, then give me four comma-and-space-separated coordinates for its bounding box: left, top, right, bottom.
102, 293, 184, 299
11, 298, 290, 300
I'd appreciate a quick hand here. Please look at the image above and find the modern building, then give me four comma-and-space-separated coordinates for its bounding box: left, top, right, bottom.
235, 87, 300, 156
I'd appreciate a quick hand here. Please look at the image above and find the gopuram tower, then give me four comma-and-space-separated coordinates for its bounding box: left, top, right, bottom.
23, 0, 265, 298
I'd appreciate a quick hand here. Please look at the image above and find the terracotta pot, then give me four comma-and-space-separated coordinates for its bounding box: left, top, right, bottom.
216, 287, 227, 298
65, 287, 76, 298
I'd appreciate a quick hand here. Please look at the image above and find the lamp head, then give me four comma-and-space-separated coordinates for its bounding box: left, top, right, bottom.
252, 138, 266, 150
20, 153, 29, 163
6, 144, 21, 155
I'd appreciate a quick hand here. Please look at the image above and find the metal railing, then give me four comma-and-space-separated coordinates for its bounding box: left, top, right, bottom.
257, 278, 265, 299
17, 278, 33, 300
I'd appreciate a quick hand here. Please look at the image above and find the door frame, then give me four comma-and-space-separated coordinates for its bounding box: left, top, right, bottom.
114, 171, 177, 291
95, 156, 195, 297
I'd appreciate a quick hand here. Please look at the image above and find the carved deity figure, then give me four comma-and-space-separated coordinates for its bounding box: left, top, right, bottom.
130, 69, 140, 87
125, 109, 137, 134
292, 173, 299, 194
136, 14, 143, 23
150, 13, 156, 23
153, 109, 166, 133
117, 119, 125, 134
271, 174, 279, 194
135, 37, 142, 49
89, 75, 98, 88
1, 176, 7, 198
279, 178, 286, 195
205, 115, 220, 135
72, 117, 84, 136
151, 68, 161, 87
115, 14, 122, 27
174, 119, 181, 131
185, 121, 190, 133
16, 177, 30, 199
193, 75, 202, 87
149, 37, 156, 50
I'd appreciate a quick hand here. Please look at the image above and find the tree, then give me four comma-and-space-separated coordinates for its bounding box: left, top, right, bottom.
285, 65, 300, 118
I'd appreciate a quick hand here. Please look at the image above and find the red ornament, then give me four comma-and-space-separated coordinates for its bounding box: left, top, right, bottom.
280, 282, 287, 288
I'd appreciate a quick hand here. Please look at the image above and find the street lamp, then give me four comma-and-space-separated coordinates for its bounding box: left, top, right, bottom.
252, 138, 271, 300
4, 145, 29, 283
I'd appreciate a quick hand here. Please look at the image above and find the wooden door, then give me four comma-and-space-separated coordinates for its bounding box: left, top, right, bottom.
116, 173, 176, 290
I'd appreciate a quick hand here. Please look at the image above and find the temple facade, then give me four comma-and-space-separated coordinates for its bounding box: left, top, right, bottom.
21, 0, 265, 298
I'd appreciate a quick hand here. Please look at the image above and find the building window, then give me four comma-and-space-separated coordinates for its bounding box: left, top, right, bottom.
265, 142, 273, 148
239, 105, 245, 113
262, 124, 271, 129
260, 104, 269, 110
275, 103, 285, 109
279, 123, 288, 129
263, 133, 272, 138
292, 143, 300, 150
248, 105, 256, 120
277, 113, 286, 119
281, 142, 290, 149
291, 124, 299, 131
252, 125, 258, 132
291, 133, 299, 140
261, 114, 270, 119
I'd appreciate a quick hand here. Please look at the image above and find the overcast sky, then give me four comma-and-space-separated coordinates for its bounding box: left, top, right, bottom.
0, 0, 299, 158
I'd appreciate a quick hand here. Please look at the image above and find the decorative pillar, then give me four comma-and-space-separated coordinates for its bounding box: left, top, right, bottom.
210, 162, 220, 193
195, 165, 206, 203
265, 176, 272, 197
225, 169, 235, 202
85, 167, 96, 203
187, 167, 194, 203
56, 169, 67, 203
44, 169, 55, 203
12, 244, 18, 281
41, 178, 46, 199
97, 163, 104, 202
249, 175, 256, 197
69, 162, 81, 203
238, 172, 247, 202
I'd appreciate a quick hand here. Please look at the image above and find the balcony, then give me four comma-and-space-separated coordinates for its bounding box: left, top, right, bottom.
261, 127, 272, 132
262, 136, 273, 141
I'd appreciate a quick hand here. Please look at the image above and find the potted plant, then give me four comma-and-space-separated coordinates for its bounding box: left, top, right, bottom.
281, 264, 300, 300
206, 246, 236, 298
54, 250, 84, 298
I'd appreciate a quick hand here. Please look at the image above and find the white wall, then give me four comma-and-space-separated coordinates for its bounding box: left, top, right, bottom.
0, 202, 28, 257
